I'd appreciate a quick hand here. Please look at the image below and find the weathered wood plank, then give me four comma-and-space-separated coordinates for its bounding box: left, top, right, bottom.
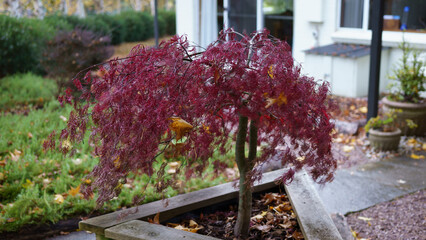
79, 168, 287, 235
284, 170, 343, 240
105, 220, 219, 240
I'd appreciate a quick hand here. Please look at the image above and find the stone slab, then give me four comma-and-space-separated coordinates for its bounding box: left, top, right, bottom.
316, 155, 426, 215
285, 170, 343, 240
105, 220, 219, 240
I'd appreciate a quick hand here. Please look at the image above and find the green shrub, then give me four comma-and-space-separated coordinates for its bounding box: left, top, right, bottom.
94, 14, 127, 45
159, 10, 176, 35
83, 15, 111, 36
119, 11, 153, 42
0, 73, 57, 110
0, 15, 54, 77
43, 14, 73, 31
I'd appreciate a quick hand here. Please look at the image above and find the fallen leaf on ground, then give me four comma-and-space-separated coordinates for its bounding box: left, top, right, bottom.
189, 220, 198, 228
253, 224, 272, 232
343, 145, 354, 153
410, 154, 425, 159
359, 106, 368, 113
153, 212, 160, 224
10, 149, 22, 161
22, 179, 34, 189
54, 194, 64, 204
68, 184, 81, 197
27, 132, 33, 139
292, 230, 304, 239
279, 221, 292, 229
357, 216, 372, 221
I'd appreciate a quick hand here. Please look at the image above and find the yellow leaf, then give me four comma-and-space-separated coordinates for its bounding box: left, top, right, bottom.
113, 156, 120, 169
423, 143, 426, 151
153, 212, 160, 224
268, 65, 274, 79
54, 194, 64, 204
189, 220, 198, 228
202, 124, 211, 134
62, 139, 72, 150
359, 106, 367, 113
265, 93, 287, 108
410, 154, 425, 159
22, 179, 34, 189
169, 117, 193, 141
68, 184, 81, 197
407, 138, 418, 145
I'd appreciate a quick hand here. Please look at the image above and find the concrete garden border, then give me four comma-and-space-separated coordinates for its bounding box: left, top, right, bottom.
79, 168, 342, 240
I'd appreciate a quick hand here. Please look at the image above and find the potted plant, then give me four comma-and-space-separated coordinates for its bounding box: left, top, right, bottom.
365, 110, 416, 151
383, 38, 426, 136
45, 29, 338, 239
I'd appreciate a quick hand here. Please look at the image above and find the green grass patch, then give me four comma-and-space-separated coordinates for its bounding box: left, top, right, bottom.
0, 101, 233, 232
0, 73, 58, 110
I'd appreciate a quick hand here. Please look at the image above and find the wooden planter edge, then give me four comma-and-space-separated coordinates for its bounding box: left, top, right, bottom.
79, 168, 342, 240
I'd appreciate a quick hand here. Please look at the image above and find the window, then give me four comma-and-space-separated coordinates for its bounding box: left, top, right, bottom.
340, 0, 426, 32
382, 0, 426, 31
340, 0, 365, 28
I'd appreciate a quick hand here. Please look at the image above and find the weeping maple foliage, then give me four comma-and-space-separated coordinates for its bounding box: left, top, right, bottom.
45, 29, 336, 209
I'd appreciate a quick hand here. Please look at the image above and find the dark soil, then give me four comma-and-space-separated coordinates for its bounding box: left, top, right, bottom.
161, 187, 304, 240
346, 189, 426, 240
0, 217, 81, 240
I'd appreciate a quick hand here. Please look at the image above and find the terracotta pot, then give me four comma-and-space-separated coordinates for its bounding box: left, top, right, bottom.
368, 128, 401, 151
382, 97, 426, 136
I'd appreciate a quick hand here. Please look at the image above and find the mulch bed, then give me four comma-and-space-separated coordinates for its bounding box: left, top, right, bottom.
161, 187, 304, 240
346, 189, 426, 240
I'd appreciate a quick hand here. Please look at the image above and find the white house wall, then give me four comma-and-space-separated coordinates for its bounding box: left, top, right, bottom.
176, 0, 200, 45
293, 0, 338, 64
176, 0, 217, 48
294, 0, 426, 97
331, 57, 356, 97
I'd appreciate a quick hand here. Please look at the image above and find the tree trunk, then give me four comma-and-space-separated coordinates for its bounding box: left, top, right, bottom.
234, 116, 258, 238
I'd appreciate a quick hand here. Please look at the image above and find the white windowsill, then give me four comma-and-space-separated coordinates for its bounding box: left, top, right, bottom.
331, 29, 426, 49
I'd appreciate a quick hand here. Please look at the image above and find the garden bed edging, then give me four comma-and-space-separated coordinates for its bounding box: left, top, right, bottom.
79, 168, 342, 240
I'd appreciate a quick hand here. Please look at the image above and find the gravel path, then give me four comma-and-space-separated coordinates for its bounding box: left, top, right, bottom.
346, 189, 426, 240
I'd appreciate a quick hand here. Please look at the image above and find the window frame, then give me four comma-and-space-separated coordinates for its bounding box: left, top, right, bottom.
337, 0, 370, 30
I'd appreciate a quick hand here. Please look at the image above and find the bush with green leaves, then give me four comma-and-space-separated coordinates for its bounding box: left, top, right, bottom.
159, 10, 176, 35
94, 13, 127, 45
43, 14, 73, 31
0, 73, 57, 110
41, 28, 113, 93
388, 40, 425, 103
0, 15, 54, 77
119, 11, 153, 42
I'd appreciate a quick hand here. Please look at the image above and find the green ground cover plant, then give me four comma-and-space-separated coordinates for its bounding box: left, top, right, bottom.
0, 101, 230, 232
0, 73, 57, 110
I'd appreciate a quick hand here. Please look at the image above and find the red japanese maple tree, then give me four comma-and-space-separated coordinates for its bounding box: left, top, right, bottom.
45, 29, 336, 238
